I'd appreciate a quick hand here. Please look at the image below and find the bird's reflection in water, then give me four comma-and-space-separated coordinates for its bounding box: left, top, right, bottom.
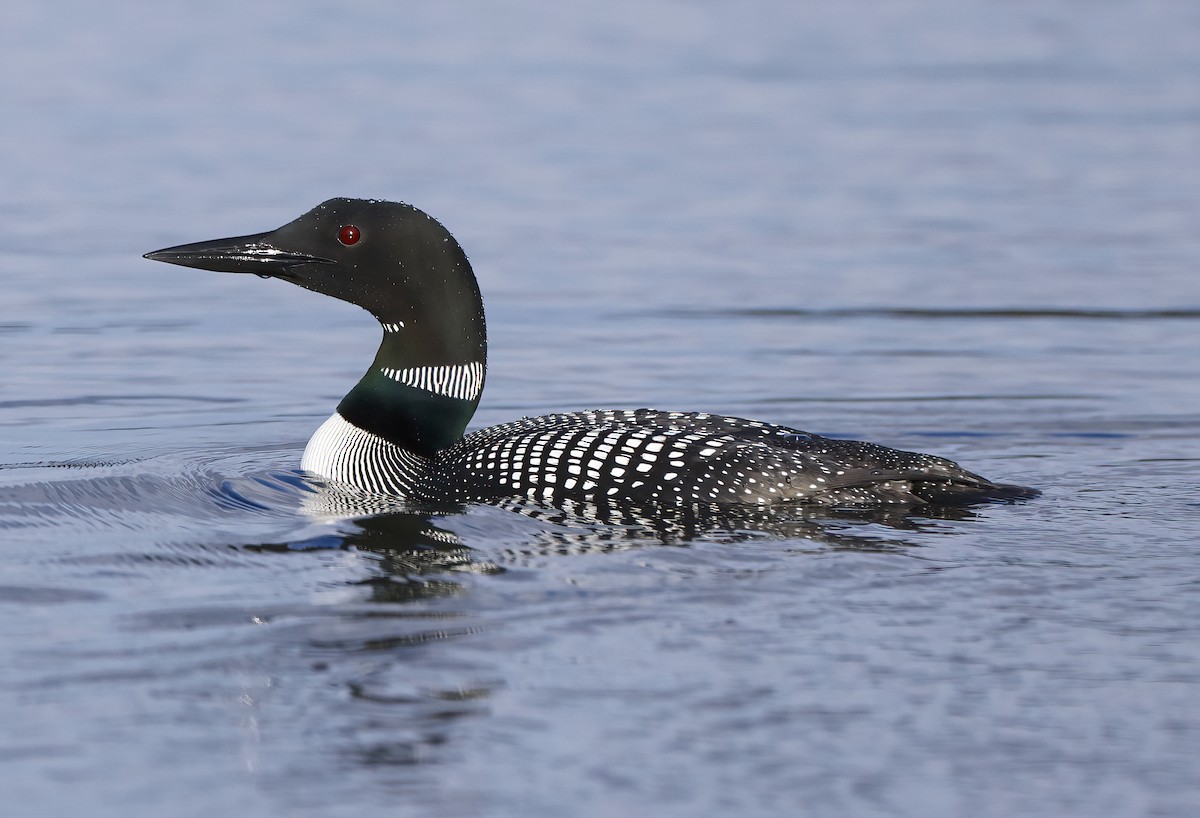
251, 481, 996, 600
242, 491, 489, 604
229, 483, 1002, 772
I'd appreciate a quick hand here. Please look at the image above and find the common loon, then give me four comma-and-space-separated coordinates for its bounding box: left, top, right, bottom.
145, 198, 1036, 509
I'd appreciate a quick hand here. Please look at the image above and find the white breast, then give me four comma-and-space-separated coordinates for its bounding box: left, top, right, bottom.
301, 412, 427, 496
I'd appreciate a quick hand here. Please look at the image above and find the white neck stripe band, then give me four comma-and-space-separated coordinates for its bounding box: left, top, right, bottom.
380, 361, 484, 401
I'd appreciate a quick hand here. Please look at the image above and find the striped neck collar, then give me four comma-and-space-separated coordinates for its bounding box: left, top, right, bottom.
335, 316, 487, 458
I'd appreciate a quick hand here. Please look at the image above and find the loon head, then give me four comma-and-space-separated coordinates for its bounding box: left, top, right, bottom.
146, 198, 487, 457
144, 197, 481, 330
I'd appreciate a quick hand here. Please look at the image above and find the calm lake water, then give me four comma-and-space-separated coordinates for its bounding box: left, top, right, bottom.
3, 1, 1199, 816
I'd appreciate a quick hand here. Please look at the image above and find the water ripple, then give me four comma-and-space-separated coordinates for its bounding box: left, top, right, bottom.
649, 306, 1200, 321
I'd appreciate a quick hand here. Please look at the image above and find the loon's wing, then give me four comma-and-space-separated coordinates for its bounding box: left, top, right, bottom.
763, 430, 1037, 505
450, 409, 1035, 508
615, 410, 1037, 506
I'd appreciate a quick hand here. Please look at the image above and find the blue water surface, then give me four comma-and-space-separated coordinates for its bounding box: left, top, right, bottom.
2, 2, 1199, 816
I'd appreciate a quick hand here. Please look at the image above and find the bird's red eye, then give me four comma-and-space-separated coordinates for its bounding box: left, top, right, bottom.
337, 225, 361, 246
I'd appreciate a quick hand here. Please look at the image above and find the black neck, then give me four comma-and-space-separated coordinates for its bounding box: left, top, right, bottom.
336, 244, 487, 458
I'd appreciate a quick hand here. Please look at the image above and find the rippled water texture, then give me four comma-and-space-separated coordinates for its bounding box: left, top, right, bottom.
2, 2, 1199, 816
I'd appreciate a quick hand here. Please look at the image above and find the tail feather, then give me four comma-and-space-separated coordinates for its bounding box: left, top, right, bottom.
912, 479, 1041, 505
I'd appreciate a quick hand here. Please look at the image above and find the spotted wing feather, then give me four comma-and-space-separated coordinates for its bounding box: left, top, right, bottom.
433, 409, 1022, 507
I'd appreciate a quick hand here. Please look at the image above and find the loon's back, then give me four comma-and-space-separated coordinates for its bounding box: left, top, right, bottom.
443, 409, 1032, 507
145, 198, 1038, 511
302, 407, 1034, 508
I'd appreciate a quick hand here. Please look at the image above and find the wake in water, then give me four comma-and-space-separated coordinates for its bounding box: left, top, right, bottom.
0, 443, 1012, 587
